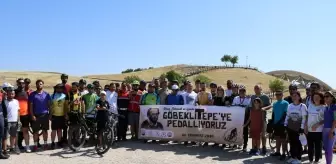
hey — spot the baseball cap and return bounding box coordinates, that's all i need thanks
[100,91,107,95]
[87,84,94,89]
[171,85,179,90]
[325,91,335,98]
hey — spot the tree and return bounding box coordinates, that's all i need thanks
[124,75,141,84]
[193,75,211,85]
[220,54,232,66]
[133,68,143,72]
[269,78,285,95]
[148,67,154,69]
[159,73,167,81]
[230,55,239,67]
[121,68,134,74]
[165,70,186,85]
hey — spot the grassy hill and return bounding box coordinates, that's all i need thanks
[0,65,293,94]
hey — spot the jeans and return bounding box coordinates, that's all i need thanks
[322,128,336,164]
[288,128,302,160]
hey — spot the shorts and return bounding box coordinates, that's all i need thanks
[273,124,286,138]
[51,116,65,130]
[20,115,30,128]
[7,122,18,137]
[2,120,8,140]
[31,114,49,133]
[128,112,139,126]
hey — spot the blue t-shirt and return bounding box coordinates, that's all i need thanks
[29,91,51,115]
[324,104,336,128]
[272,100,289,124]
[166,94,184,105]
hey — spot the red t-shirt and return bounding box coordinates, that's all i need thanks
[64,84,71,94]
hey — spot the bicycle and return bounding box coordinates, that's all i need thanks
[95,111,124,155]
[67,111,98,152]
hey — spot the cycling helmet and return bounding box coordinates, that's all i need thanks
[79,79,87,84]
[310,81,320,89]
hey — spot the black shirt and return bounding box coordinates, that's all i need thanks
[96,99,110,120]
[213,96,225,106]
[284,96,293,104]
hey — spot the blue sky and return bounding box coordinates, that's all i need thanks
[0,0,335,87]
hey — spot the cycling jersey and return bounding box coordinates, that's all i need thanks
[50,93,67,116]
[117,90,129,111]
[69,92,81,111]
[82,93,99,118]
[197,91,212,105]
[129,90,143,113]
[140,92,160,105]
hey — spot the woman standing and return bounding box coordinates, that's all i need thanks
[306,92,325,163]
[322,91,336,164]
[284,91,307,164]
[212,86,225,147]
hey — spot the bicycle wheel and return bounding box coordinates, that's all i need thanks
[68,125,87,152]
[95,127,113,155]
[268,133,276,150]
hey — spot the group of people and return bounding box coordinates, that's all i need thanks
[0,74,335,164]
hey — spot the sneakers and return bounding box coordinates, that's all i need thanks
[43,144,49,150]
[33,145,38,152]
[270,152,281,157]
[0,152,9,159]
[25,146,31,153]
[249,148,256,155]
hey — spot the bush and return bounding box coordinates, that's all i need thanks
[124,75,141,84]
[148,67,154,69]
[193,75,211,85]
[121,68,134,74]
[269,78,285,93]
[165,70,186,85]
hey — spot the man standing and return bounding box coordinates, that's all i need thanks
[29,80,51,151]
[158,78,170,105]
[183,83,198,105]
[166,85,184,105]
[78,79,89,96]
[193,79,201,93]
[284,84,297,104]
[117,82,129,141]
[196,82,213,106]
[153,78,160,94]
[128,81,143,140]
[225,80,234,97]
[249,84,272,155]
[270,90,288,160]
[15,78,31,152]
[139,80,147,92]
[60,74,71,145]
[0,85,9,159]
[210,83,217,98]
[106,83,118,114]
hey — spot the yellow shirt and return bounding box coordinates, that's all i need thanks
[70,93,81,111]
[51,93,67,116]
[197,91,212,105]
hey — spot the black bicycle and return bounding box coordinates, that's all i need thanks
[67,111,98,152]
[95,111,123,155]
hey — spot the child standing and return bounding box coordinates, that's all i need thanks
[4,88,20,154]
[96,91,110,148]
[50,84,68,149]
[244,97,263,155]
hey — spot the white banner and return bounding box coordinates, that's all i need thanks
[138,105,246,144]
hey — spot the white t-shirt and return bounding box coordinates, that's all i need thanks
[183,91,198,105]
[284,103,308,130]
[80,90,89,96]
[307,104,325,132]
[232,96,251,107]
[178,90,186,96]
[225,89,232,97]
[106,90,118,114]
[5,99,20,122]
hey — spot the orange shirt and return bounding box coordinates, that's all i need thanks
[15,89,31,116]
